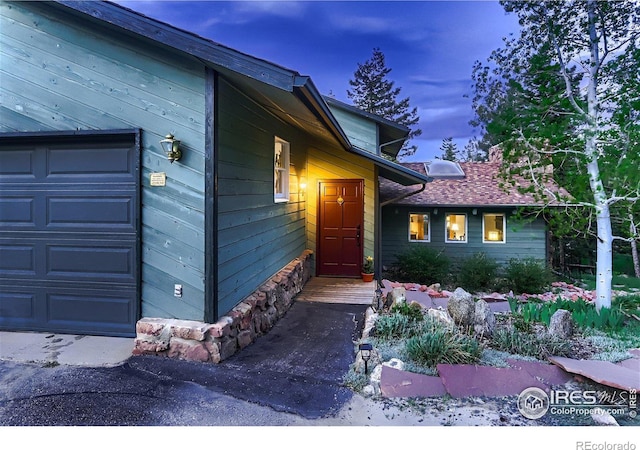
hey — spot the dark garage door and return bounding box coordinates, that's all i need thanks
[0,131,140,337]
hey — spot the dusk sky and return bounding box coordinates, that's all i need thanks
[116,1,521,161]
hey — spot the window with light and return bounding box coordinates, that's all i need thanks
[274,137,290,202]
[483,213,506,243]
[445,213,467,243]
[408,213,430,242]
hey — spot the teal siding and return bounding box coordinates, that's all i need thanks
[217,79,308,316]
[1,2,207,320]
[382,205,547,271]
[329,106,377,153]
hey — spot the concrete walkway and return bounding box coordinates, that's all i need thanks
[0,331,134,367]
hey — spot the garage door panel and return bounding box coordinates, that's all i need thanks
[48,292,133,325]
[0,244,36,276]
[47,243,135,282]
[0,147,36,178]
[0,131,140,337]
[47,194,135,230]
[0,291,36,320]
[0,286,136,336]
[0,196,35,227]
[47,145,135,183]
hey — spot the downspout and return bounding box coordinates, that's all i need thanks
[380,183,427,207]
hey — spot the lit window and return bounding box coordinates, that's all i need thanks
[483,213,506,243]
[274,137,290,202]
[409,213,430,242]
[445,213,467,242]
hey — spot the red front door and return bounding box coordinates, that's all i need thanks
[317,180,364,277]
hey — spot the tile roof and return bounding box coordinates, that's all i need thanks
[381,161,570,207]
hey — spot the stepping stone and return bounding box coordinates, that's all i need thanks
[380,366,447,398]
[548,356,640,391]
[617,357,640,372]
[506,358,573,386]
[437,364,547,398]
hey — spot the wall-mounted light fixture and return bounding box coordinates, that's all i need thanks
[160,134,182,164]
[472,208,478,215]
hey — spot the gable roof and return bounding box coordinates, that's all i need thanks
[323,97,410,158]
[45,1,428,186]
[381,161,570,207]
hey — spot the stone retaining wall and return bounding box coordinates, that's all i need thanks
[133,250,314,363]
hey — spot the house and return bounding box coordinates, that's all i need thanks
[0,1,429,361]
[379,154,569,271]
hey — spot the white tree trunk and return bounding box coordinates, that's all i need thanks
[631,215,640,278]
[594,199,613,310]
[585,0,612,310]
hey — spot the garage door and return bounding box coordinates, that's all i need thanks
[0,131,140,337]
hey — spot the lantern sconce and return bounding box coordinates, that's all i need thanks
[472,208,478,215]
[160,134,182,164]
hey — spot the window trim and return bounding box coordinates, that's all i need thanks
[445,213,467,243]
[482,213,507,244]
[274,136,290,203]
[408,212,430,242]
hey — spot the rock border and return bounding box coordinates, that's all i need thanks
[133,250,314,363]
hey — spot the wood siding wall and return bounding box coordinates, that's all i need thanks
[216,79,309,316]
[306,148,376,267]
[381,205,547,269]
[329,106,377,153]
[1,2,207,321]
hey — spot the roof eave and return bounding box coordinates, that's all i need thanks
[350,147,430,186]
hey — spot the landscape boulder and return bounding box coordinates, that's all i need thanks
[427,307,455,328]
[386,287,406,308]
[447,287,475,326]
[548,309,574,339]
[473,299,496,337]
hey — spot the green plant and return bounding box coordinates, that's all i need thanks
[373,312,418,340]
[391,247,451,286]
[457,252,499,291]
[405,318,482,367]
[491,328,571,359]
[390,301,424,322]
[504,258,551,294]
[362,255,374,274]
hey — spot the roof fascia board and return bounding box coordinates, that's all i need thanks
[293,76,352,150]
[350,146,430,186]
[324,96,409,133]
[52,0,296,91]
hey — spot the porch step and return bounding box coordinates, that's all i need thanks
[295,277,376,305]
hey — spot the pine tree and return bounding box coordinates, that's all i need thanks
[347,48,422,160]
[439,137,459,161]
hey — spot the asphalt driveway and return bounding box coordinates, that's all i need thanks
[0,301,368,426]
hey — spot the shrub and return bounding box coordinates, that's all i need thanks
[457,252,499,291]
[391,247,450,285]
[509,296,626,332]
[504,258,551,294]
[405,318,482,367]
[491,328,571,359]
[390,301,424,322]
[373,312,417,340]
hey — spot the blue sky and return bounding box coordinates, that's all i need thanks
[116,1,521,161]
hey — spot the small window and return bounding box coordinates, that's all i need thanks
[445,213,467,243]
[483,213,506,243]
[274,137,290,202]
[409,213,430,242]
